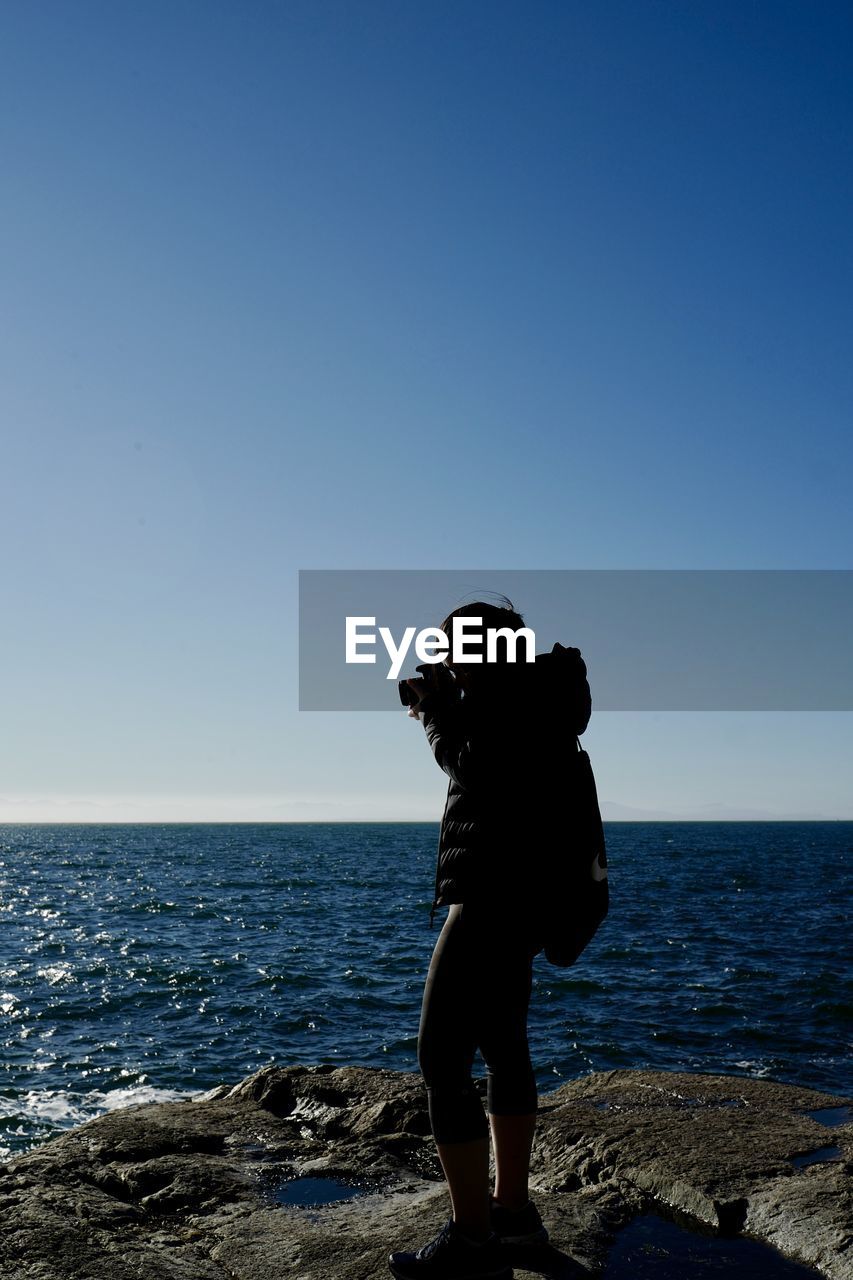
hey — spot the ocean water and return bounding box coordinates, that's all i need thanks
[0,822,850,1161]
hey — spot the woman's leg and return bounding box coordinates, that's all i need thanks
[417,903,493,1239]
[433,1136,492,1240]
[468,901,542,1211]
[489,1111,537,1210]
[417,899,543,1234]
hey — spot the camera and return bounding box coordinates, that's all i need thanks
[398,663,435,707]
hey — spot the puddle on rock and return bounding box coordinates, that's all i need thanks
[788,1145,843,1169]
[267,1176,368,1207]
[604,1213,823,1279]
[806,1105,853,1128]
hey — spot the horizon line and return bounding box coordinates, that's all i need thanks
[0,818,852,826]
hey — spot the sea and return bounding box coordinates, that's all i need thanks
[1,821,850,1161]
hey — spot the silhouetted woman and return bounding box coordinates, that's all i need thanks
[388,599,592,1280]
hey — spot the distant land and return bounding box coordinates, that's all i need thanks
[0,797,852,822]
[599,800,851,822]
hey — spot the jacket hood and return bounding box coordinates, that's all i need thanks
[462,642,591,734]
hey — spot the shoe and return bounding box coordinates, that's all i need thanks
[388,1214,513,1279]
[488,1195,549,1246]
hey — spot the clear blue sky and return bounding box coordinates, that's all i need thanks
[1,0,851,821]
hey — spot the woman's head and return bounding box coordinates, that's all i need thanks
[438,596,527,692]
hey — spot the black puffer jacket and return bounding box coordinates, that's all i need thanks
[418,644,592,928]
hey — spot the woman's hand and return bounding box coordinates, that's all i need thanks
[404,670,435,721]
[405,678,429,719]
[405,662,460,719]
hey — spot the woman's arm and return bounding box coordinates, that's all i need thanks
[418,693,471,787]
[417,692,511,791]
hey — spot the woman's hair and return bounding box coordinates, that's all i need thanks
[438,596,526,666]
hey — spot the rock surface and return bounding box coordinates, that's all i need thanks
[0,1066,850,1280]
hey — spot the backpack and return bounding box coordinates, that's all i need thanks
[539,643,609,967]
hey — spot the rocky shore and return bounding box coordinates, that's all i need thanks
[0,1066,850,1280]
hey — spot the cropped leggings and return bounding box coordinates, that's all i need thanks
[417,899,544,1144]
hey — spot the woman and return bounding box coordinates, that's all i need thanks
[388,599,592,1280]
